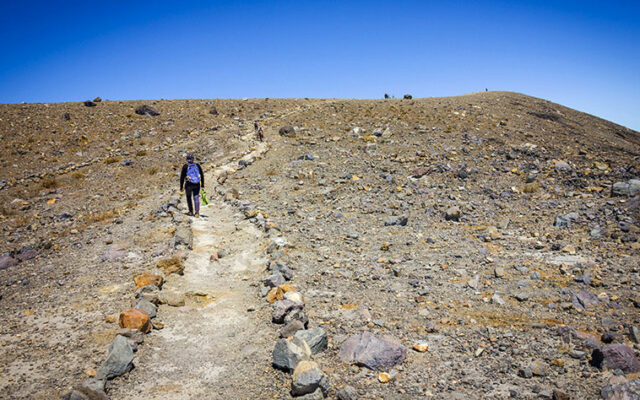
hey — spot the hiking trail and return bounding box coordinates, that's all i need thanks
[110,141,280,399]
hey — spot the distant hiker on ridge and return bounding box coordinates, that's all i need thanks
[179,153,204,217]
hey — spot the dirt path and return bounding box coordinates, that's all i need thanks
[109,141,285,399]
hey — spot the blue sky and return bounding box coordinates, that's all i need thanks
[1,1,639,130]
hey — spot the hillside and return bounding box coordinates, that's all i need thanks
[1,92,639,399]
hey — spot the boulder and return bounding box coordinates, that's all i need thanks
[133,273,163,290]
[337,385,358,400]
[339,332,407,370]
[571,289,599,310]
[135,105,160,116]
[84,101,96,107]
[118,309,151,333]
[284,308,309,328]
[612,179,640,197]
[95,335,134,380]
[279,125,296,137]
[159,290,186,307]
[273,299,304,324]
[591,344,640,373]
[291,360,329,397]
[93,97,102,102]
[403,94,413,99]
[272,337,311,372]
[295,328,328,354]
[209,106,218,115]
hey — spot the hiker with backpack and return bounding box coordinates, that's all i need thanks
[179,153,204,217]
[258,127,264,142]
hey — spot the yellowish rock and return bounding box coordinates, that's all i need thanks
[413,344,429,353]
[378,372,392,383]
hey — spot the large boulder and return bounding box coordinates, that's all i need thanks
[279,126,296,137]
[135,105,160,116]
[95,335,134,380]
[339,332,407,370]
[591,344,640,373]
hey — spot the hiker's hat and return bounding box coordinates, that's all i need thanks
[186,153,194,162]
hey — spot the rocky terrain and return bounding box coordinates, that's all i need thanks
[1,92,639,399]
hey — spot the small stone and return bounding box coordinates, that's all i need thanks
[529,360,548,376]
[518,367,533,378]
[445,207,461,221]
[265,272,285,288]
[135,284,160,304]
[272,262,294,280]
[378,372,392,383]
[552,389,570,400]
[601,378,640,400]
[491,293,505,305]
[384,216,408,226]
[267,284,297,304]
[494,267,505,278]
[413,344,429,352]
[156,255,184,275]
[629,326,640,343]
[118,309,151,333]
[0,254,17,270]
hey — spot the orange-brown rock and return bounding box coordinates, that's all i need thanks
[157,255,184,275]
[267,283,296,304]
[133,272,164,289]
[118,309,151,333]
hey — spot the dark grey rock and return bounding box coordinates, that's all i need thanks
[291,361,329,397]
[339,331,407,370]
[279,126,296,137]
[96,335,134,380]
[272,337,311,372]
[84,101,96,107]
[591,344,640,373]
[135,284,160,304]
[384,216,408,226]
[265,272,285,288]
[284,308,309,328]
[135,105,160,116]
[272,262,294,280]
[630,326,640,343]
[209,106,218,115]
[280,320,305,338]
[273,299,304,324]
[295,328,328,354]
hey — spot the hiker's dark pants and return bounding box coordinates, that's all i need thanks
[185,183,200,214]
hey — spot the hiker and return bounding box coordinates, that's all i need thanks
[179,153,204,217]
[254,121,259,133]
[258,127,264,142]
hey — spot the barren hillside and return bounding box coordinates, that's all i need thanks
[1,92,639,399]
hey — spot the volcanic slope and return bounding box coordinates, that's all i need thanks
[0,92,639,399]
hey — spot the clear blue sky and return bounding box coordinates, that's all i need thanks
[1,1,639,130]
